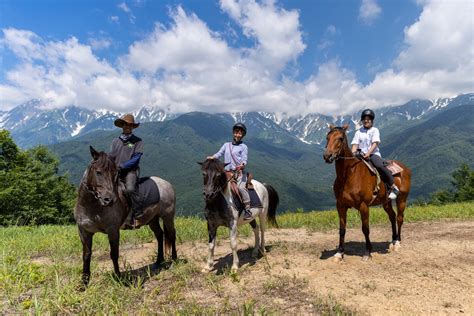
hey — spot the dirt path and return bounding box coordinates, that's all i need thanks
[104,220,474,314]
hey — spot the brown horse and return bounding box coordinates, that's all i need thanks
[323,124,411,261]
[74,146,177,285]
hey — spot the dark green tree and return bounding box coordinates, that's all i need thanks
[430,163,474,204]
[0,130,76,225]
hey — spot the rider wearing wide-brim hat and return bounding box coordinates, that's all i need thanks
[351,109,400,199]
[207,123,252,220]
[110,113,144,220]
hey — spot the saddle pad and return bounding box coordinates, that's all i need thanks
[232,188,263,214]
[137,177,160,210]
[386,161,404,175]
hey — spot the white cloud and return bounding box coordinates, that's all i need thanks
[118,2,131,13]
[317,25,338,51]
[359,0,382,25]
[219,0,306,75]
[118,2,136,24]
[88,37,112,50]
[109,16,120,24]
[0,0,472,115]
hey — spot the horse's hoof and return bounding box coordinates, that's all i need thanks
[362,254,372,261]
[333,252,344,263]
[393,241,401,252]
[231,265,239,273]
[201,266,212,273]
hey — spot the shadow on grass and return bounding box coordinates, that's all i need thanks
[119,258,186,287]
[320,241,390,260]
[212,245,273,275]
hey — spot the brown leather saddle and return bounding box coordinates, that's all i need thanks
[362,159,403,176]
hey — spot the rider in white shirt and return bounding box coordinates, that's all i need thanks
[351,109,399,200]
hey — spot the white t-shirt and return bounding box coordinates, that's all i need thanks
[351,127,381,157]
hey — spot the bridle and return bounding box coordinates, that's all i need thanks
[81,162,119,201]
[326,129,358,161]
[204,169,235,200]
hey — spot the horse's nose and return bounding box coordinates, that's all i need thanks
[323,152,333,163]
[103,197,112,204]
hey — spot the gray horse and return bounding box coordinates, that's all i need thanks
[199,159,279,272]
[74,146,177,285]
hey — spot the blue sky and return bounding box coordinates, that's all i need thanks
[1,0,473,114]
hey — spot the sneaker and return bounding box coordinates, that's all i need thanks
[243,209,253,221]
[388,185,400,200]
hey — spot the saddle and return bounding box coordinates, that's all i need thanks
[225,171,262,215]
[361,159,403,203]
[120,177,160,213]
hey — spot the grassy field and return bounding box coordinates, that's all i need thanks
[1,202,473,314]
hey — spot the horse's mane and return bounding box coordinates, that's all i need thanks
[202,158,225,173]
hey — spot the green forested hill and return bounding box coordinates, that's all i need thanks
[383,104,474,197]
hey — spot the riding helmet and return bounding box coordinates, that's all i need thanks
[360,109,375,121]
[233,122,247,136]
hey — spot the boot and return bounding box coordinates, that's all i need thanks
[243,203,253,221]
[388,184,400,200]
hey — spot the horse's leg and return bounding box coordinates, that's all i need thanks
[383,200,398,251]
[359,203,372,260]
[78,227,94,286]
[163,216,178,260]
[203,222,217,272]
[148,216,164,265]
[394,194,408,251]
[230,219,239,271]
[249,219,260,258]
[258,211,266,254]
[334,204,348,262]
[106,229,121,278]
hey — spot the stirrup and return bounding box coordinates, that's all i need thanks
[243,209,253,220]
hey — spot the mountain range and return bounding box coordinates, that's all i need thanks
[2,93,473,148]
[1,93,473,214]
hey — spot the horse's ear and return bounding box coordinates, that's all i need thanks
[329,124,335,130]
[342,123,349,131]
[90,146,100,161]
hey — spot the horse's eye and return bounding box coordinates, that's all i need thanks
[338,137,344,142]
[202,172,206,177]
[96,171,102,176]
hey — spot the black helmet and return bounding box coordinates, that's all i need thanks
[361,109,375,121]
[233,122,247,136]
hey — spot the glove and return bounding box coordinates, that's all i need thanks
[118,167,127,178]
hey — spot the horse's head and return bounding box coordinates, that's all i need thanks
[86,146,118,206]
[323,124,349,163]
[197,159,229,200]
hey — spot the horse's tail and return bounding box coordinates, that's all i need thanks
[264,183,279,228]
[163,218,177,259]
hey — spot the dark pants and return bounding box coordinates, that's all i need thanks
[369,155,394,187]
[124,170,140,210]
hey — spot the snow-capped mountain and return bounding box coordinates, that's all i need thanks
[0,100,176,148]
[1,93,472,148]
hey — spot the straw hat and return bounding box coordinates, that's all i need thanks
[114,114,140,128]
